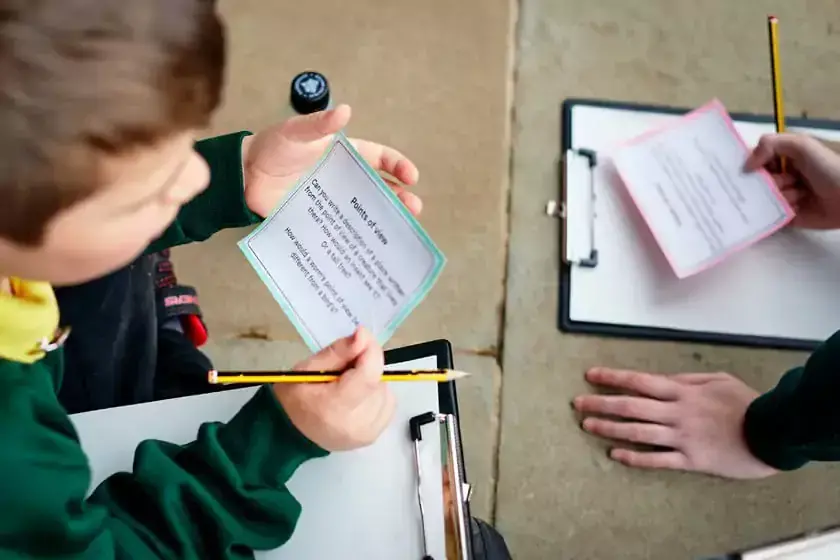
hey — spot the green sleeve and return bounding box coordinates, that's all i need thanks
[0,357,328,558]
[743,330,840,470]
[146,132,261,253]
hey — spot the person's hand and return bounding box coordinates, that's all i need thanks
[745,133,840,229]
[273,327,396,451]
[241,104,422,218]
[573,368,779,479]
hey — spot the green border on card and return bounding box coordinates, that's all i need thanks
[238,132,446,352]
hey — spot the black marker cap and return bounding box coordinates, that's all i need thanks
[290,71,330,114]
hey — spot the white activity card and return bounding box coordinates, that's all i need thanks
[612,100,794,278]
[240,134,445,351]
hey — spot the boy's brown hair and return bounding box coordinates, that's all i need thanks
[0,0,225,245]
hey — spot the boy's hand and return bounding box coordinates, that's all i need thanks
[745,133,840,230]
[241,105,422,218]
[273,328,396,452]
[573,368,779,479]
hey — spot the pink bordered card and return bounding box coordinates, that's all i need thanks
[610,99,795,278]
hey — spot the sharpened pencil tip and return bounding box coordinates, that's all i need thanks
[208,370,218,384]
[447,370,472,380]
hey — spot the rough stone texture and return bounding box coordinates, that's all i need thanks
[172,0,513,353]
[498,1,840,559]
[451,351,501,521]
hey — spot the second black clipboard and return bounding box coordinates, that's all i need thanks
[553,97,840,352]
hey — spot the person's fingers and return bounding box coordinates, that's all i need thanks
[351,139,420,186]
[764,158,780,175]
[584,368,681,400]
[368,387,398,441]
[744,137,774,171]
[771,173,797,190]
[669,372,729,385]
[573,395,675,424]
[295,327,368,371]
[400,191,423,216]
[281,104,352,143]
[336,329,385,405]
[384,180,423,216]
[780,186,805,207]
[789,211,833,229]
[744,133,808,171]
[609,449,690,471]
[582,418,677,448]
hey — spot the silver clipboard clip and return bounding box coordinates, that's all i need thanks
[547,148,599,268]
[410,412,472,560]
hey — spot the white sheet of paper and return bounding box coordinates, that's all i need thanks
[239,135,445,351]
[611,100,793,278]
[70,356,446,560]
[743,529,840,560]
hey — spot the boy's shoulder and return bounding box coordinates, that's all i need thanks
[0,349,88,484]
[0,350,64,394]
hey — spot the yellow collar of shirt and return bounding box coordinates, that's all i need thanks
[0,278,60,363]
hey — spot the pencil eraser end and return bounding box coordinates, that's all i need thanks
[768,15,778,22]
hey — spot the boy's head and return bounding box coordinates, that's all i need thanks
[0,0,224,285]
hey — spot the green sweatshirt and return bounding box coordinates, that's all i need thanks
[745,329,840,470]
[0,132,328,558]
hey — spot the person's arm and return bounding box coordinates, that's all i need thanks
[0,357,327,558]
[743,330,840,470]
[146,131,261,253]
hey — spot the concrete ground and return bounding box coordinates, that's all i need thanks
[176,0,840,558]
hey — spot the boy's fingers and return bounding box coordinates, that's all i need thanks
[584,367,680,400]
[582,418,676,448]
[669,372,735,385]
[573,395,675,424]
[399,191,423,216]
[781,187,805,206]
[609,449,689,471]
[744,136,774,171]
[771,173,797,190]
[282,104,352,143]
[370,387,398,438]
[351,139,420,185]
[351,386,396,447]
[336,331,385,405]
[744,134,807,171]
[384,180,423,216]
[295,327,368,371]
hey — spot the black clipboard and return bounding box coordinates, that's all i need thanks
[384,339,461,419]
[384,339,474,560]
[557,97,840,352]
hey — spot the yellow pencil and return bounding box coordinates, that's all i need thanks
[768,15,786,172]
[208,369,471,385]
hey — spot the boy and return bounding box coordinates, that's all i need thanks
[575,133,840,479]
[0,0,421,556]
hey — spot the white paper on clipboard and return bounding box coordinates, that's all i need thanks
[71,356,446,559]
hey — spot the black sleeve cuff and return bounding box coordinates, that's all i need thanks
[743,367,809,471]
